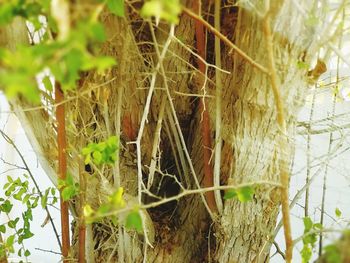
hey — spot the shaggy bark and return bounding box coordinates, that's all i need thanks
[0,1,329,262]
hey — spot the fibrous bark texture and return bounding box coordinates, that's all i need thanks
[1,0,328,262]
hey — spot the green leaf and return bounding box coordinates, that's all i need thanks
[301,244,312,263]
[223,189,237,200]
[313,223,323,229]
[59,174,79,201]
[335,207,342,218]
[0,4,15,25]
[18,247,23,257]
[1,200,13,213]
[106,0,125,17]
[83,204,94,218]
[22,194,30,205]
[324,244,341,263]
[236,186,254,202]
[21,228,34,239]
[303,217,313,232]
[125,210,143,232]
[24,249,31,257]
[0,225,5,234]
[94,56,116,73]
[6,235,15,247]
[62,186,77,201]
[223,186,254,202]
[109,187,125,208]
[141,1,162,18]
[89,22,106,42]
[297,61,309,70]
[141,0,181,24]
[92,151,103,164]
[8,217,19,229]
[42,76,53,91]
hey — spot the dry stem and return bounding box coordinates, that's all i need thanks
[262,4,292,263]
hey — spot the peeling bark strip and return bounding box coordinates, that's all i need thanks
[55,83,70,261]
[193,0,218,214]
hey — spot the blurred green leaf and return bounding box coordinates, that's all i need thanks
[141,0,181,24]
[236,186,254,202]
[106,0,124,17]
[324,244,341,263]
[335,207,342,218]
[223,189,237,200]
[125,210,143,232]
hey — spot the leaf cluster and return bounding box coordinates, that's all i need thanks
[82,136,119,166]
[0,175,57,259]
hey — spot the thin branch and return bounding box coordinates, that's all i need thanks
[182,6,269,74]
[294,228,342,246]
[35,248,62,255]
[298,122,350,135]
[263,3,292,262]
[90,180,281,220]
[273,241,286,260]
[0,156,26,170]
[147,94,166,189]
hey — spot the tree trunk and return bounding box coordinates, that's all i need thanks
[0,1,328,262]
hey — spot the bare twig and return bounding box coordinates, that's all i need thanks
[90,180,281,220]
[147,94,166,189]
[273,241,286,260]
[35,248,61,255]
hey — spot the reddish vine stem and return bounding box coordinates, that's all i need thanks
[55,83,70,262]
[193,0,218,214]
